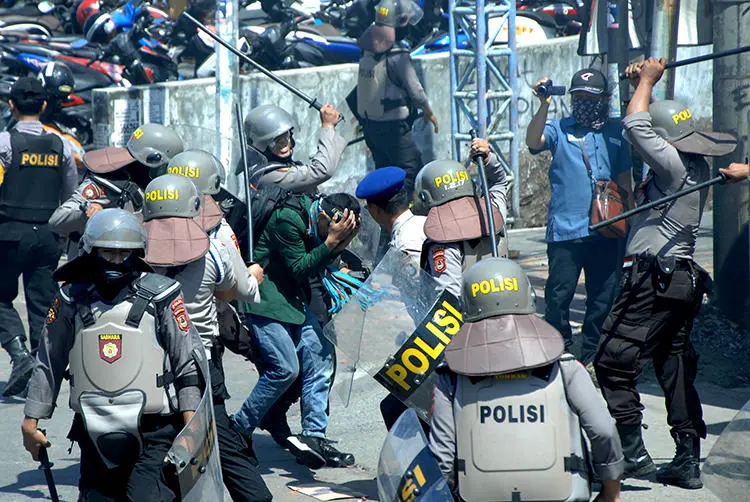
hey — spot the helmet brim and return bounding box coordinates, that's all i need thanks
[143,218,209,266]
[671,130,738,157]
[193,195,224,232]
[424,196,504,243]
[84,147,137,174]
[445,314,564,377]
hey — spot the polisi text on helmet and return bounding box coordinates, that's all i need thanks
[471,277,519,297]
[672,108,692,125]
[167,166,201,178]
[131,128,144,140]
[434,170,469,189]
[145,189,179,202]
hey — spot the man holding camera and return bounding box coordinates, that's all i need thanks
[526,68,632,374]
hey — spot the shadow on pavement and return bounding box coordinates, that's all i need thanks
[0,462,79,498]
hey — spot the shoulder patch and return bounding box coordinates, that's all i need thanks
[81,182,103,200]
[0,162,4,185]
[46,305,57,325]
[170,297,190,332]
[230,232,241,252]
[432,245,446,273]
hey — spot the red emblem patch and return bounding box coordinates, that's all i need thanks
[170,298,190,332]
[81,183,103,200]
[432,246,446,273]
[99,334,122,363]
[230,233,241,252]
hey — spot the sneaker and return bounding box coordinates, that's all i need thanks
[320,439,355,468]
[286,435,326,470]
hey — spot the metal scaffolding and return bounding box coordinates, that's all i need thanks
[448,0,519,223]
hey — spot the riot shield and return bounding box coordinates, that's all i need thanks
[377,408,453,502]
[703,397,750,501]
[166,350,224,501]
[323,247,463,423]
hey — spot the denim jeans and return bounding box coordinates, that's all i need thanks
[544,236,622,364]
[232,309,333,438]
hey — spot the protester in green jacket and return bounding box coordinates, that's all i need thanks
[233,193,361,469]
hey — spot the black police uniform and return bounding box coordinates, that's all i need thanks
[0,120,77,355]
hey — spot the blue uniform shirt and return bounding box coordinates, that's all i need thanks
[530,116,631,242]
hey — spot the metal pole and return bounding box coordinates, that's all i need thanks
[649,0,679,99]
[713,0,750,327]
[589,174,727,232]
[471,130,498,257]
[235,101,254,262]
[448,0,460,160]
[476,0,487,138]
[508,0,519,223]
[215,0,238,196]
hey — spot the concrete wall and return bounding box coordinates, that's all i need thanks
[92,37,715,226]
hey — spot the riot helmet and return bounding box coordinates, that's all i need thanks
[164,149,225,195]
[81,208,147,255]
[142,174,202,221]
[415,159,475,208]
[649,100,737,157]
[244,104,298,153]
[374,0,424,27]
[126,123,185,173]
[461,257,535,322]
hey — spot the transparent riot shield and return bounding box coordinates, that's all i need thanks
[703,397,750,501]
[166,350,224,501]
[323,247,463,423]
[377,408,453,502]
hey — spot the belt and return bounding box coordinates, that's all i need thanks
[623,254,692,272]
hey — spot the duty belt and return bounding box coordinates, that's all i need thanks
[623,253,692,273]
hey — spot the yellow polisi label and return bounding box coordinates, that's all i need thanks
[671,108,692,125]
[434,170,469,189]
[20,153,59,166]
[168,166,201,178]
[131,127,144,140]
[145,189,179,201]
[471,277,519,297]
[376,6,389,16]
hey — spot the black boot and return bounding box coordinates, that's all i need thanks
[656,432,703,490]
[617,423,657,479]
[259,398,294,449]
[2,336,35,397]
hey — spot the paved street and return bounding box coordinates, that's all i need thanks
[1,212,748,501]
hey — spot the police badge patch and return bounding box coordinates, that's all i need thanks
[81,183,103,200]
[99,334,122,363]
[170,298,190,332]
[45,307,56,324]
[432,246,446,273]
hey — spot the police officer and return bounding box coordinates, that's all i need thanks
[430,257,624,502]
[49,122,184,258]
[351,0,438,195]
[414,142,509,300]
[0,77,78,397]
[142,174,273,501]
[20,208,205,500]
[356,166,426,264]
[164,149,264,303]
[594,58,737,489]
[245,103,346,193]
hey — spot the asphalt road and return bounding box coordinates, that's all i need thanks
[1,214,748,501]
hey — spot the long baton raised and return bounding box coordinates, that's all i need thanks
[235,101,254,263]
[589,174,726,232]
[37,430,59,502]
[469,130,499,258]
[619,45,750,80]
[183,12,323,111]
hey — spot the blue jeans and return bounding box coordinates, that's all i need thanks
[232,309,333,438]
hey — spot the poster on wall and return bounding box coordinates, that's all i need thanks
[111,98,141,147]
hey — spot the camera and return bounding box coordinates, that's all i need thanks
[537,79,566,97]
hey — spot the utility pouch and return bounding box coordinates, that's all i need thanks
[653,256,693,302]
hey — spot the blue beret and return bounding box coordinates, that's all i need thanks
[355,166,406,200]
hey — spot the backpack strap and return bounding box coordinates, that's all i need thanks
[126,273,180,328]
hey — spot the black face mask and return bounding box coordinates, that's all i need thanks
[92,255,137,301]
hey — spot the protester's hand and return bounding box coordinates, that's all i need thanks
[532,77,552,104]
[248,263,264,285]
[471,138,491,162]
[424,111,439,133]
[325,209,358,251]
[21,418,49,462]
[639,57,667,86]
[720,163,750,184]
[86,202,103,218]
[320,104,341,129]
